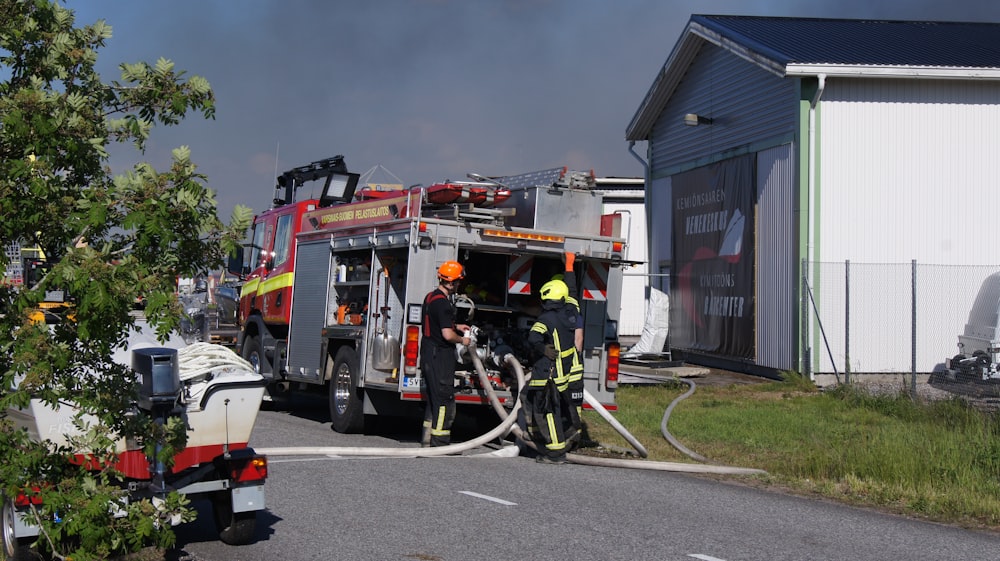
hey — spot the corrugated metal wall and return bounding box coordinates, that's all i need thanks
[819,78,1000,265]
[757,144,796,371]
[809,77,1000,373]
[649,43,797,173]
[645,43,799,371]
[647,175,672,295]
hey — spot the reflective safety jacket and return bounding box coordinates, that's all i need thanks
[527,300,583,391]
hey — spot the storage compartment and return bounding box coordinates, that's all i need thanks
[495,186,602,235]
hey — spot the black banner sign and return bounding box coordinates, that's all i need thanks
[670,154,755,358]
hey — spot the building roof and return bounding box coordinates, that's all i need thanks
[626,15,1000,140]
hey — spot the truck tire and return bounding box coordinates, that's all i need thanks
[211,491,257,546]
[329,347,365,433]
[1,498,32,561]
[242,335,263,374]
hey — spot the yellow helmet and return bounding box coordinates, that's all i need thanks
[437,260,465,282]
[540,279,568,301]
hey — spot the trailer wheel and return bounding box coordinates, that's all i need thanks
[242,335,263,374]
[1,498,32,561]
[329,347,365,433]
[211,491,257,546]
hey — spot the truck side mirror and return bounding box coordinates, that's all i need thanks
[226,248,246,278]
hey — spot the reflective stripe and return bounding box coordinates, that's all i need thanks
[431,405,450,436]
[553,330,565,380]
[508,255,532,294]
[530,322,548,335]
[544,413,565,450]
[582,262,609,301]
[240,278,260,298]
[259,272,294,295]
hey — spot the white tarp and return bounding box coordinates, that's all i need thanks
[622,287,669,357]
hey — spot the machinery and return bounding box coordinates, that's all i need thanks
[233,155,629,433]
[944,271,1000,383]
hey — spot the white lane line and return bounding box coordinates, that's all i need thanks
[459,491,517,506]
[688,555,728,561]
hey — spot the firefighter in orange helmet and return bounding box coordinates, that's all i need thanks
[420,260,471,447]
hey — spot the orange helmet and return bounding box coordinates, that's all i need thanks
[437,260,465,282]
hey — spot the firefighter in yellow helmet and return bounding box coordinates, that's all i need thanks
[524,274,584,464]
[420,260,470,447]
[553,252,585,434]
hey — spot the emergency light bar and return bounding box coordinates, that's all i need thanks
[482,229,564,243]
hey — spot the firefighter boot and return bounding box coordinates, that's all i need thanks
[421,421,431,447]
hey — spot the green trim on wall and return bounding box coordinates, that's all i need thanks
[798,76,824,375]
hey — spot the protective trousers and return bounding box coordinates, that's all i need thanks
[523,375,577,462]
[421,345,456,447]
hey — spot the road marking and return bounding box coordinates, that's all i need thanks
[688,555,728,561]
[459,491,517,506]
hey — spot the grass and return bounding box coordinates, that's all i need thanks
[581,374,1000,530]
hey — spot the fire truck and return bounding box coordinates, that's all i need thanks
[233,155,627,433]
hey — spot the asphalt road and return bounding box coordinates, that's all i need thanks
[170,392,1000,561]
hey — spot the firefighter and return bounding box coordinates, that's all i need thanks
[524,277,583,464]
[420,260,471,447]
[555,252,585,438]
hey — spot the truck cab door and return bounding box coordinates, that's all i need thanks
[241,215,274,322]
[259,211,296,324]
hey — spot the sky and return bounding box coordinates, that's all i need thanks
[68,0,1000,223]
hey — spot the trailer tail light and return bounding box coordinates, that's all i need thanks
[606,342,620,389]
[417,222,433,249]
[612,241,624,253]
[404,325,420,374]
[14,486,43,507]
[229,455,268,483]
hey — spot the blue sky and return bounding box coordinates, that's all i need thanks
[68,0,1000,221]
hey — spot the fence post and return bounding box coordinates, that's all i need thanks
[845,259,850,385]
[911,259,917,397]
[801,258,811,379]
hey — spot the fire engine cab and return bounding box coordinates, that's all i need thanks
[234,155,627,433]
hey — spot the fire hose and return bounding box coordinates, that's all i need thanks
[465,344,764,475]
[255,333,766,475]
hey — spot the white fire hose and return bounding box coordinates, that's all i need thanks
[256,334,766,475]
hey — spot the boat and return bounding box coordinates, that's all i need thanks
[425,182,512,207]
[354,186,409,201]
[3,321,269,550]
[6,322,266,478]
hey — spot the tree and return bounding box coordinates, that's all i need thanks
[0,1,252,558]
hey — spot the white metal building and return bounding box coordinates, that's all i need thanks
[625,15,1000,376]
[598,178,647,337]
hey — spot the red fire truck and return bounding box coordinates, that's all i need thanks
[233,155,627,433]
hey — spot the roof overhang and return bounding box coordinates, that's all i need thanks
[625,16,1000,142]
[785,64,1000,80]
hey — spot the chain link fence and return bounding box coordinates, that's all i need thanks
[803,260,1000,400]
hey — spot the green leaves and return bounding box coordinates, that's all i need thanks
[0,1,250,558]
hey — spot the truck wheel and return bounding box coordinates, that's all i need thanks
[1,498,32,561]
[242,335,263,374]
[211,491,257,546]
[329,347,365,433]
